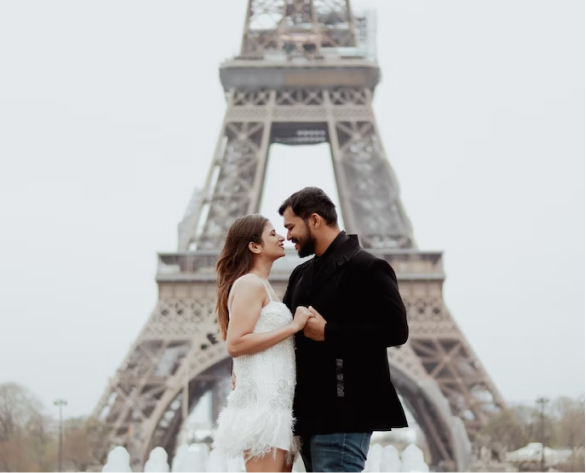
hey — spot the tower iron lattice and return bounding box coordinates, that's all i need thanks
[93,2,504,470]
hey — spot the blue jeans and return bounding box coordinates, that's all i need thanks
[300,432,372,472]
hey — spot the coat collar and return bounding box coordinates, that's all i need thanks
[306,233,360,297]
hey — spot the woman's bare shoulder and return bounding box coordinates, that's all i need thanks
[228,274,267,317]
[231,274,265,297]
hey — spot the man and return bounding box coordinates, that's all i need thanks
[279,187,409,473]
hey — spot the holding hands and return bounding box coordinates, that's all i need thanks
[291,306,315,332]
[290,306,327,341]
[304,306,326,341]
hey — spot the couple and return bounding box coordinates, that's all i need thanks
[213,188,409,472]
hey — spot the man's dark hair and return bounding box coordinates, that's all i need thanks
[278,187,338,227]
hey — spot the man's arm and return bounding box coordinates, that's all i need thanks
[320,258,408,350]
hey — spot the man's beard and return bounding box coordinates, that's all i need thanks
[294,222,316,258]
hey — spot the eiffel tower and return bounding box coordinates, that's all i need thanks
[93,1,505,470]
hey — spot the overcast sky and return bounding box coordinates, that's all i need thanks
[0,0,583,419]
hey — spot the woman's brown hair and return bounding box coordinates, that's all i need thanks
[215,214,269,340]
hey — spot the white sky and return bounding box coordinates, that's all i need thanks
[0,0,583,419]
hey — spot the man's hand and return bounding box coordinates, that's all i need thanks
[303,306,326,341]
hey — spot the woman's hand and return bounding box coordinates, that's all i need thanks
[291,306,314,332]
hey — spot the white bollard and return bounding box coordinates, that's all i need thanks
[206,447,228,472]
[177,443,208,472]
[292,454,305,473]
[191,443,209,471]
[226,455,246,472]
[102,446,132,472]
[364,443,384,472]
[380,445,402,472]
[400,444,428,473]
[172,444,189,472]
[144,446,170,472]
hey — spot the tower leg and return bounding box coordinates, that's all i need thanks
[196,90,274,250]
[211,362,232,425]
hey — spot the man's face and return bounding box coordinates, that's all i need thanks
[283,207,316,258]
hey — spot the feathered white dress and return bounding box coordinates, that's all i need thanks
[213,278,299,463]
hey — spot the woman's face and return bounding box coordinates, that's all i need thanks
[258,221,286,260]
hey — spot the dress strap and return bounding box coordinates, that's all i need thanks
[254,274,273,302]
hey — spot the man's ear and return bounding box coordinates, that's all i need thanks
[310,213,322,229]
[248,241,262,254]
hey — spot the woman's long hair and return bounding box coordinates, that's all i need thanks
[216,214,268,340]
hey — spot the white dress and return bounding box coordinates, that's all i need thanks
[213,276,299,462]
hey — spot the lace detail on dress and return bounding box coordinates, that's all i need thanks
[269,380,292,410]
[229,378,259,409]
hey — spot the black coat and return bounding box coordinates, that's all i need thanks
[283,233,409,435]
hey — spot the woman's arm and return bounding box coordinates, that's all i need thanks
[226,275,310,357]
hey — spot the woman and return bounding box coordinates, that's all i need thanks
[213,214,313,472]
